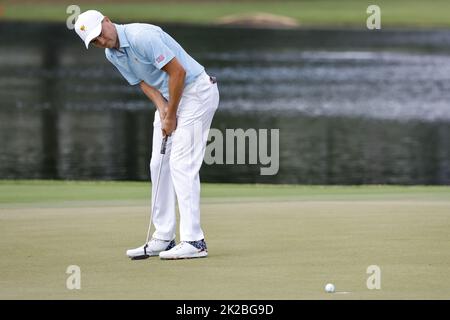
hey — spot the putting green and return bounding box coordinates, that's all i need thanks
[0,181,449,299]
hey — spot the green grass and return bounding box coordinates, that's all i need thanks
[1,180,449,204]
[1,0,450,28]
[1,180,450,299]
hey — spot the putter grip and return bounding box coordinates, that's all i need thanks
[160,136,168,154]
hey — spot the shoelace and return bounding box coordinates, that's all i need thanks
[172,242,188,251]
[145,238,169,249]
[149,238,169,244]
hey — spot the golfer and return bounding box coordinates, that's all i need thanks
[74,10,219,259]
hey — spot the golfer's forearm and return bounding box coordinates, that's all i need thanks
[166,70,186,118]
[139,81,167,110]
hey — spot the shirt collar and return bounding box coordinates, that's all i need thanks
[114,24,129,48]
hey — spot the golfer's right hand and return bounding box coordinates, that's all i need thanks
[162,114,177,137]
[158,104,169,123]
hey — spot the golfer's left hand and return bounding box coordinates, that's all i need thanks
[162,114,177,136]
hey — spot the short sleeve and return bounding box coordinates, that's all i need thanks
[141,34,175,70]
[105,50,140,85]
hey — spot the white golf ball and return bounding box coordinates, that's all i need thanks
[325,283,335,293]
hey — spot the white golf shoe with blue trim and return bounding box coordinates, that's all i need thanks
[159,240,208,260]
[126,238,175,260]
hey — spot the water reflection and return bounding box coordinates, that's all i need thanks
[0,22,449,184]
[2,107,449,184]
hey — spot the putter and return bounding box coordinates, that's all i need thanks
[131,135,168,260]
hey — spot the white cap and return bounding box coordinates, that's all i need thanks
[74,10,105,49]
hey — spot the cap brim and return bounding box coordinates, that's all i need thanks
[83,23,102,49]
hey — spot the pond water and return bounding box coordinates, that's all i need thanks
[1,22,449,184]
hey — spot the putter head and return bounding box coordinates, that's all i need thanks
[130,254,150,260]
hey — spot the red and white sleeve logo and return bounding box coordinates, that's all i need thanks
[156,54,165,63]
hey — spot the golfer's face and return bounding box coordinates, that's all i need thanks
[91,19,116,49]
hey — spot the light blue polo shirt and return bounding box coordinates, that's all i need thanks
[105,23,204,99]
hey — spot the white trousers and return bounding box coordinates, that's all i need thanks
[150,71,219,242]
